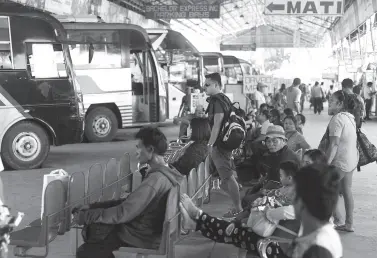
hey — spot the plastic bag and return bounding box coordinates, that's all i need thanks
[246,207,277,237]
[41,169,69,219]
[0,157,3,172]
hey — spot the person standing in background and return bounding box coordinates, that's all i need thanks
[299,83,307,113]
[311,81,324,115]
[363,82,376,120]
[286,78,302,114]
[253,83,266,111]
[178,87,191,118]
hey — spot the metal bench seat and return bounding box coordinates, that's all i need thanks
[10,180,66,258]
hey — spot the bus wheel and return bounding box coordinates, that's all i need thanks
[85,107,118,143]
[1,121,50,170]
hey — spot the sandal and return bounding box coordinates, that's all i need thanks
[335,225,354,232]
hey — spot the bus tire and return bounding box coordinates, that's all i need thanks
[85,107,118,143]
[1,121,50,170]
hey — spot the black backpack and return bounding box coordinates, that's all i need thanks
[207,94,246,150]
[344,92,363,128]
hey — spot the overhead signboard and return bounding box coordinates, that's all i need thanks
[264,0,344,16]
[243,75,273,94]
[44,0,73,15]
[220,43,256,51]
[145,4,220,20]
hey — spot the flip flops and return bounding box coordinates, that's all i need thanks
[334,224,354,232]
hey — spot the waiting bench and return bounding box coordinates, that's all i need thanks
[10,152,133,257]
[10,148,213,258]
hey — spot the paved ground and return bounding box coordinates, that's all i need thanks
[2,104,377,257]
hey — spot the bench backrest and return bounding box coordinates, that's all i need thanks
[87,163,104,203]
[159,186,180,252]
[197,162,205,192]
[41,180,66,245]
[65,171,86,232]
[187,168,197,198]
[102,158,119,201]
[118,153,132,196]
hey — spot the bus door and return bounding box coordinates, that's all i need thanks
[130,50,160,123]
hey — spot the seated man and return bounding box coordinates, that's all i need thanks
[73,127,184,258]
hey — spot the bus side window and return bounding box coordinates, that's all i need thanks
[26,43,67,78]
[0,17,12,70]
[69,43,121,70]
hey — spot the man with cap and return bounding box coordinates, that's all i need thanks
[241,125,301,209]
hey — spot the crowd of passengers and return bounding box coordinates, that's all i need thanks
[70,74,366,258]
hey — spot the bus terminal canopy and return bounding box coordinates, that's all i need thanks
[124,0,356,48]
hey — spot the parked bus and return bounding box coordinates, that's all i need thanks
[0,3,84,170]
[223,55,243,84]
[58,19,167,142]
[239,59,259,76]
[147,29,201,118]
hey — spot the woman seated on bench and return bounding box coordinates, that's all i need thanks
[179,164,343,258]
[171,117,210,176]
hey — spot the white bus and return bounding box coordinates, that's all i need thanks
[58,18,168,142]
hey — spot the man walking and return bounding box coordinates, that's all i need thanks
[204,72,242,219]
[311,81,324,115]
[286,78,302,114]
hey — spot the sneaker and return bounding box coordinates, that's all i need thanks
[222,209,243,220]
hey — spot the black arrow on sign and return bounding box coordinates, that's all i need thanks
[266,2,285,12]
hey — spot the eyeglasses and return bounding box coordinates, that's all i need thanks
[262,138,283,145]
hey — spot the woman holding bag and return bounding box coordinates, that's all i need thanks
[319,90,358,233]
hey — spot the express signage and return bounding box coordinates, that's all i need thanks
[145,4,220,19]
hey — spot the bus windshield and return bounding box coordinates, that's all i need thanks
[203,56,220,74]
[169,57,199,84]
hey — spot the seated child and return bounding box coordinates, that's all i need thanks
[237,161,298,223]
[295,113,306,135]
[256,160,297,207]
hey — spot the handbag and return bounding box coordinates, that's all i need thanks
[357,128,377,167]
[343,115,377,170]
[247,208,277,237]
[318,127,329,152]
[246,197,298,237]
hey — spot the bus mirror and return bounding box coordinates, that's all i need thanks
[89,43,94,64]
